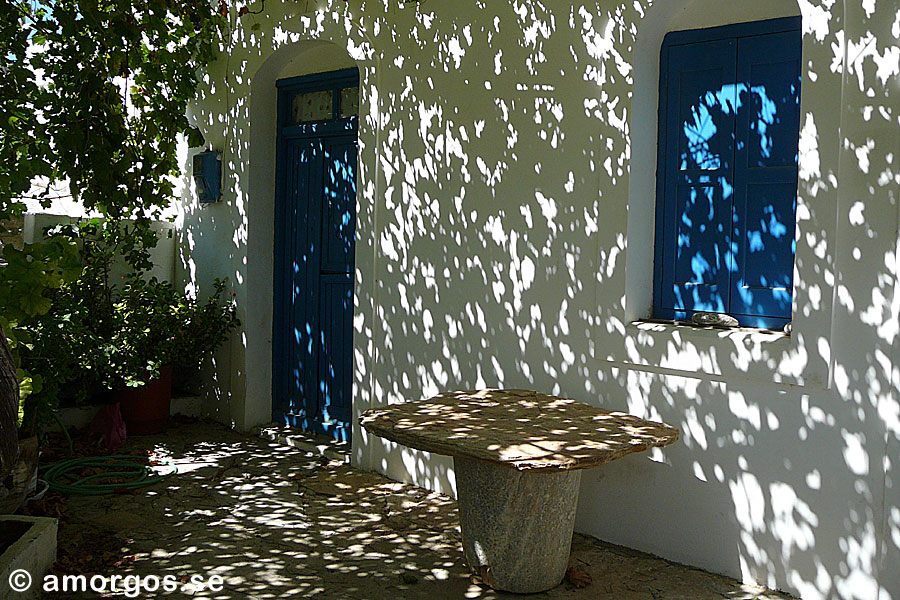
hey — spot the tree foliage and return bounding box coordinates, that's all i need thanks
[2,0,222,221]
[0,0,226,432]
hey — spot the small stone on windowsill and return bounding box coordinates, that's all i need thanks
[691,312,739,327]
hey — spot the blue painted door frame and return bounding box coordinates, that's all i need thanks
[273,68,358,441]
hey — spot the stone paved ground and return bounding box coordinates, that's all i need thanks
[41,420,795,599]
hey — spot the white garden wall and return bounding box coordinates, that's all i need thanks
[24,213,176,284]
[179,1,900,598]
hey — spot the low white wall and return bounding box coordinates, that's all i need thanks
[24,213,176,284]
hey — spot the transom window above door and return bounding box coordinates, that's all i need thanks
[288,84,359,124]
[653,17,801,330]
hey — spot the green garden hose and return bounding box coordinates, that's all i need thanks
[42,455,177,495]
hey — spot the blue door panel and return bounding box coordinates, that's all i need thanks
[291,139,323,419]
[321,139,357,275]
[318,273,354,430]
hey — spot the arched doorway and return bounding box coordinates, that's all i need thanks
[272,67,359,441]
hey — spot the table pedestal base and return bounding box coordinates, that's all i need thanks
[454,456,581,593]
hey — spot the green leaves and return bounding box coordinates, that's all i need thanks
[17,370,42,400]
[187,126,206,149]
[17,370,43,427]
[2,0,224,222]
[0,238,80,322]
[1,0,225,434]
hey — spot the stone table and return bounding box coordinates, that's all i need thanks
[360,389,680,593]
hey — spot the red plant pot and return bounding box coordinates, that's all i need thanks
[117,365,172,435]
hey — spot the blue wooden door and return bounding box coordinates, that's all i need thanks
[273,69,358,441]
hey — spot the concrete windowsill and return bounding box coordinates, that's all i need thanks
[630,319,790,341]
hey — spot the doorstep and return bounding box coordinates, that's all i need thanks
[254,423,350,463]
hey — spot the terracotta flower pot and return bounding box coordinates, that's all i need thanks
[117,365,172,435]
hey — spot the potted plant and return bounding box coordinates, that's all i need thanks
[15,221,238,441]
[111,275,238,434]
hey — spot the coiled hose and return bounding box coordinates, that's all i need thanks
[42,455,177,495]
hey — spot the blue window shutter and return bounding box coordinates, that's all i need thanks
[657,38,737,317]
[654,18,800,328]
[729,31,801,326]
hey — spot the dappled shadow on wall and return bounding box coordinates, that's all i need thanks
[179,1,900,598]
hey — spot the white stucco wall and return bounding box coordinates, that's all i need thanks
[179,1,900,598]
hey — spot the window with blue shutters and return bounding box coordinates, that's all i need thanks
[653,17,801,329]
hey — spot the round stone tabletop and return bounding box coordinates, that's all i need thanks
[360,389,680,471]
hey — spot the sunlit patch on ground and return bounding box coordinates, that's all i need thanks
[43,421,794,599]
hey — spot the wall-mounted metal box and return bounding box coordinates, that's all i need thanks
[193,151,222,204]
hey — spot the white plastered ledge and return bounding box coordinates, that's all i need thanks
[615,320,829,389]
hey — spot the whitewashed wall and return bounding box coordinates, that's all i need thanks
[180,1,900,598]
